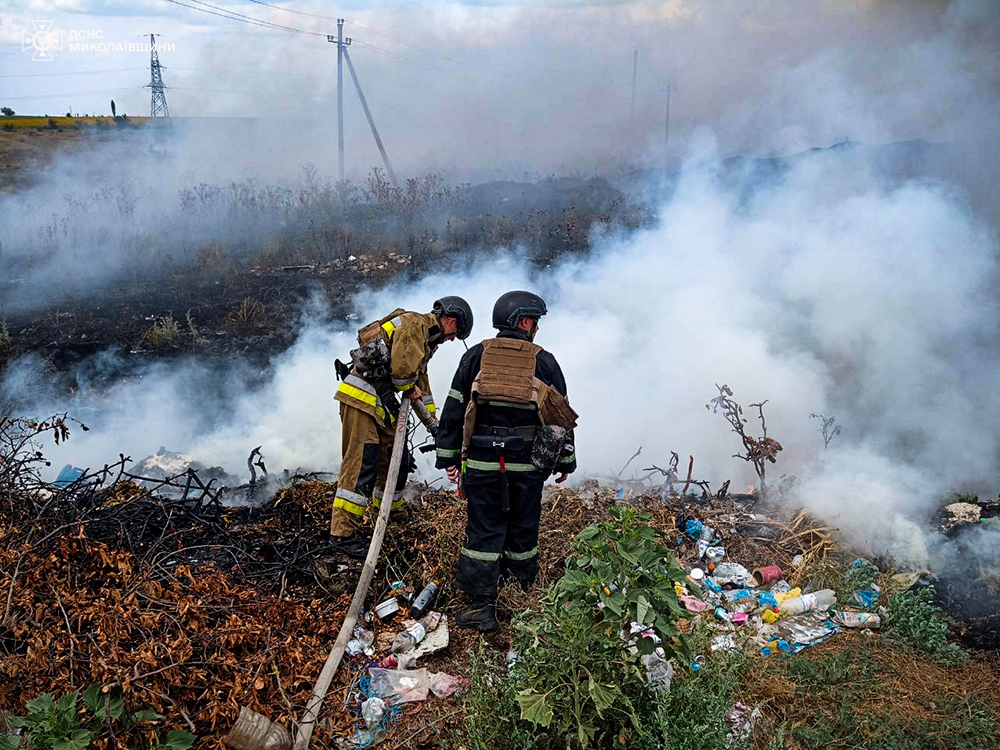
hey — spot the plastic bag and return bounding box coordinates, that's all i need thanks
[368,668,429,705]
[361,697,387,728]
[428,672,470,699]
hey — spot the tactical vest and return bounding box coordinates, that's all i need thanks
[351,308,407,381]
[462,338,578,454]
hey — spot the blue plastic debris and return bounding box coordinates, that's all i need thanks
[53,465,85,488]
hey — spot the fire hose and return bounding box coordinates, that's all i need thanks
[292,398,412,750]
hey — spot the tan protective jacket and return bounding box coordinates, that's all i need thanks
[335,310,440,424]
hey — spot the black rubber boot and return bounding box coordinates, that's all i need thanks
[455,601,498,632]
[328,533,372,560]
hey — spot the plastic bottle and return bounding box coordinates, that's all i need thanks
[778,589,836,616]
[392,621,427,653]
[410,580,440,618]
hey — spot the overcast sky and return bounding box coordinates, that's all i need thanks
[1,1,997,173]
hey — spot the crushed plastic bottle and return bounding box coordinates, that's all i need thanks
[778,589,836,616]
[392,621,427,653]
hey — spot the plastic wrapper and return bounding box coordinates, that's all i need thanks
[710,562,755,588]
[832,611,881,629]
[679,594,713,613]
[429,671,470,698]
[642,653,674,691]
[711,635,737,651]
[368,668,429,705]
[361,697,387,728]
[852,585,881,608]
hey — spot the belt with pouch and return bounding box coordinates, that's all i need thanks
[470,425,536,453]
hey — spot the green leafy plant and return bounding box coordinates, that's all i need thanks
[1,692,91,750]
[839,558,878,606]
[0,685,196,750]
[886,588,966,665]
[510,506,694,748]
[555,505,694,658]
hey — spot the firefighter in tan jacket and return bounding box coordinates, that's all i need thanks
[330,296,474,557]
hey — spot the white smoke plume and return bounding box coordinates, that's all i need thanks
[5,140,999,569]
[2,0,999,569]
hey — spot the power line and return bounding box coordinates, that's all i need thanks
[242,0,338,22]
[0,68,143,78]
[2,87,140,101]
[242,1,470,68]
[160,0,326,36]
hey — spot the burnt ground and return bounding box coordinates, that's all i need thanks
[1,255,397,372]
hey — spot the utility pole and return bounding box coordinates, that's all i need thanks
[327,20,349,181]
[663,80,671,152]
[630,48,638,124]
[343,47,398,188]
[146,33,170,118]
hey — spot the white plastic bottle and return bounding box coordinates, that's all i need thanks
[392,621,427,653]
[778,589,836,616]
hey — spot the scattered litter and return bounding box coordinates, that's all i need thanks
[679,594,713,613]
[346,626,375,657]
[392,621,427,654]
[753,565,783,586]
[369,668,430,705]
[429,672,469,699]
[711,635,737,651]
[53,464,86,488]
[779,589,835,616]
[375,598,399,620]
[727,702,762,745]
[711,562,755,588]
[361,697,388,729]
[888,572,924,593]
[771,580,793,594]
[832,611,881,629]
[684,519,704,537]
[410,580,440,618]
[642,653,674,691]
[408,615,450,659]
[852,584,881,608]
[791,554,805,567]
[778,613,840,652]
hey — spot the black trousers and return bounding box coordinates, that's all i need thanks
[455,474,545,600]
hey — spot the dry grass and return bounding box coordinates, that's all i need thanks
[225,297,267,335]
[139,315,182,350]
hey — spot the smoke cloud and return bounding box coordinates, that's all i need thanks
[3,1,999,569]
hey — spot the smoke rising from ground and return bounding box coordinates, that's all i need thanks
[3,1,1000,569]
[6,141,1000,568]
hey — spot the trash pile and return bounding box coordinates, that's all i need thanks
[337,586,470,747]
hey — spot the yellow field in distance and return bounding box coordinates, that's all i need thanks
[1,116,153,128]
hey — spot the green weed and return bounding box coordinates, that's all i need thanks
[886,588,966,664]
[140,316,181,350]
[0,684,195,750]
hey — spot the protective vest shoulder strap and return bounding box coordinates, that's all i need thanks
[357,308,408,345]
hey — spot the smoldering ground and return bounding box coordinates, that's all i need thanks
[4,137,1000,570]
[3,0,1000,570]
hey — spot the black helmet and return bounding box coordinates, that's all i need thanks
[492,290,547,330]
[433,296,474,340]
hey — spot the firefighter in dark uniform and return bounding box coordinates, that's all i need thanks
[330,296,474,558]
[435,291,578,630]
